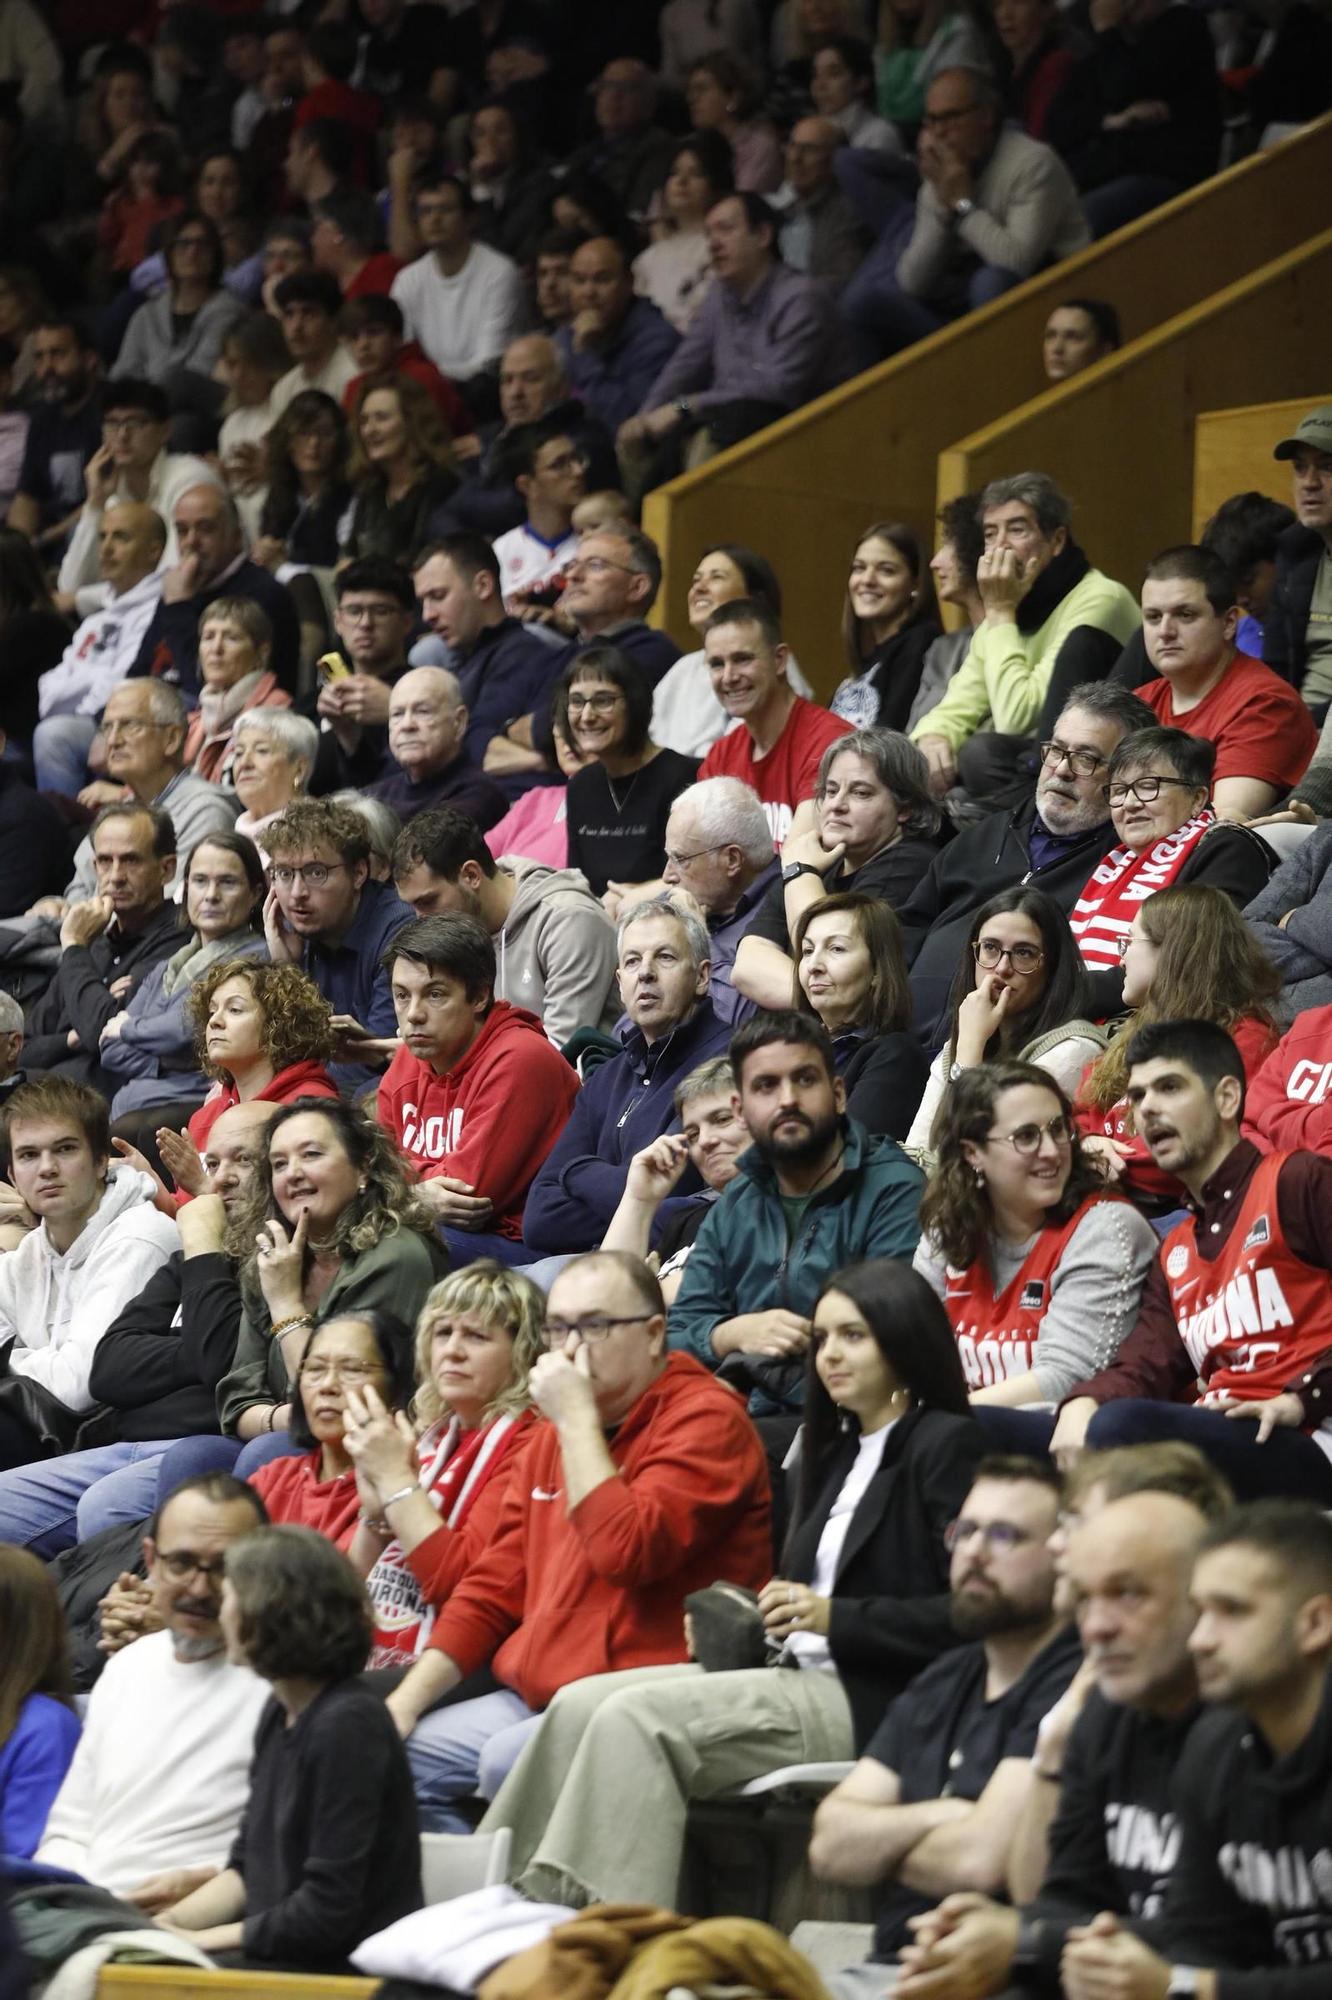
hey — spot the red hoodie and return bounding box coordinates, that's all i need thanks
[378,1000,578,1238]
[1244,1003,1332,1157]
[428,1352,772,1710]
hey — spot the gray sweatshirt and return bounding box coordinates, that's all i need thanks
[1244,820,1332,1022]
[496,859,620,1049]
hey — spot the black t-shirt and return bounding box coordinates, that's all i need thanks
[566,747,699,898]
[867,1623,1082,1960]
[17,397,102,524]
[747,832,942,953]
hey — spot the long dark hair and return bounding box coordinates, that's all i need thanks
[919,1060,1105,1269]
[945,887,1089,1064]
[289,1309,417,1450]
[793,1259,971,1539]
[0,525,57,617]
[262,388,350,530]
[842,521,939,672]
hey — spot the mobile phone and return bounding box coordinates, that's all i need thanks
[317,650,352,684]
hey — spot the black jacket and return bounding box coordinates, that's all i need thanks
[898,801,1118,1052]
[0,765,72,919]
[783,1407,986,1748]
[87,1250,241,1441]
[23,900,181,1080]
[1265,523,1327,695]
[129,558,302,699]
[835,1028,930,1142]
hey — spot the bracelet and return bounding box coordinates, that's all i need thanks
[381,1484,418,1512]
[271,1312,314,1340]
[264,1403,279,1433]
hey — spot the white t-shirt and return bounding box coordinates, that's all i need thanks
[785,1420,894,1673]
[37,1631,268,1892]
[391,242,526,382]
[493,522,579,605]
[270,346,358,420]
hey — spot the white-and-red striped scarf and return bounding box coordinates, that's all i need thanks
[1068,805,1215,968]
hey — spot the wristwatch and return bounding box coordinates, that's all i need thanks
[1166,1972,1205,1998]
[782,861,827,885]
[674,398,693,424]
[953,196,975,220]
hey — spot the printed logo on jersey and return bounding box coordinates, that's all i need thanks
[1166,1244,1190,1278]
[1242,1213,1272,1252]
[1018,1279,1047,1312]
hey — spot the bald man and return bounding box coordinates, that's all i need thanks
[890,1489,1215,2000]
[128,483,301,699]
[34,501,169,796]
[368,665,507,829]
[441,332,617,538]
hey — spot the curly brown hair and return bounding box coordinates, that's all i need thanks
[347,370,457,485]
[188,960,336,1079]
[1081,885,1281,1113]
[918,1060,1106,1271]
[263,797,372,869]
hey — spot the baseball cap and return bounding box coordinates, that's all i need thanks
[1273,405,1332,461]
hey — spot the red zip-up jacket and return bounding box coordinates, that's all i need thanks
[1243,1002,1332,1158]
[378,1001,579,1238]
[428,1353,771,1710]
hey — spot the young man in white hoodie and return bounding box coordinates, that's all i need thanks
[0,1075,179,1470]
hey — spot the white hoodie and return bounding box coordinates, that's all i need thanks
[0,1163,180,1412]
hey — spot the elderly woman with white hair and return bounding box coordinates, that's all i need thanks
[231,708,319,848]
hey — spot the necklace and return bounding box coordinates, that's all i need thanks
[606,765,643,816]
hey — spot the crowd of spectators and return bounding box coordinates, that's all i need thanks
[0,0,1330,1991]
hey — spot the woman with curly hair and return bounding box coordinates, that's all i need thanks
[1074,885,1281,1209]
[0,1547,80,1858]
[215,1100,447,1452]
[344,1264,545,1672]
[159,1523,420,1967]
[148,962,339,1206]
[914,1061,1157,1434]
[341,373,459,567]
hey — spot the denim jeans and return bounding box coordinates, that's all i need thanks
[32,713,98,797]
[405,1688,541,1832]
[0,1439,179,1559]
[153,1429,304,1509]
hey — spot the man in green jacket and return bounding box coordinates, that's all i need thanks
[667,1008,924,1416]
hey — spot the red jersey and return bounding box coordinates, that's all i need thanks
[699,697,851,849]
[1243,1003,1332,1159]
[1160,1152,1332,1400]
[945,1195,1115,1389]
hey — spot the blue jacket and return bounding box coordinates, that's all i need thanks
[305,878,413,1093]
[0,1693,81,1860]
[558,297,680,437]
[522,1002,733,1255]
[667,1116,925,1409]
[453,615,566,799]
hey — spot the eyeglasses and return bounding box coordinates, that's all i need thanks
[156,1549,228,1582]
[973,938,1044,973]
[271,861,348,888]
[1115,931,1145,961]
[103,415,158,436]
[540,1313,653,1346]
[565,556,634,578]
[566,691,623,715]
[541,448,588,475]
[1039,740,1107,778]
[102,717,167,740]
[664,842,724,869]
[339,603,403,625]
[944,1519,1037,1553]
[1104,776,1194,806]
[984,1113,1074,1157]
[301,1357,386,1385]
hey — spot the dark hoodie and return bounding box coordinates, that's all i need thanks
[377,999,579,1239]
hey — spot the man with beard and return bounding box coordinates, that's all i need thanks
[34,1473,269,1904]
[667,1009,923,1417]
[1052,1018,1332,1501]
[7,317,102,554]
[897,683,1155,1048]
[810,1458,1078,1990]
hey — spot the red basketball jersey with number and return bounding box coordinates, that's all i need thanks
[944,1195,1117,1390]
[1160,1152,1332,1400]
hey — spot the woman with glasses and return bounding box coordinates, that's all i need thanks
[1067,726,1275,995]
[557,646,699,908]
[114,210,247,397]
[905,885,1106,1165]
[343,1265,544,1680]
[341,373,459,568]
[915,1062,1156,1428]
[793,890,929,1137]
[1075,886,1280,1207]
[480,1257,985,1909]
[830,522,942,733]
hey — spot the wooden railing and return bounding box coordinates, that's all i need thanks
[641,116,1332,696]
[1191,394,1329,537]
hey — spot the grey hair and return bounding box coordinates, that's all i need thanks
[673,1054,735,1117]
[329,790,401,870]
[234,707,319,782]
[1055,681,1157,740]
[977,472,1072,538]
[616,889,710,968]
[669,776,772,869]
[0,991,23,1036]
[933,65,1001,115]
[817,727,942,838]
[135,680,189,730]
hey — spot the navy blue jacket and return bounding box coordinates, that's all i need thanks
[522,1001,733,1254]
[557,297,681,437]
[129,558,302,699]
[453,615,566,799]
[304,878,413,1093]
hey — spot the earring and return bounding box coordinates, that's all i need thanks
[358,1181,368,1194]
[974,1167,985,1187]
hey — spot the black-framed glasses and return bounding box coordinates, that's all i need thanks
[984,1114,1073,1157]
[156,1549,228,1582]
[974,938,1044,973]
[944,1519,1037,1552]
[1104,775,1194,806]
[1039,740,1107,778]
[566,691,623,715]
[271,861,348,888]
[540,1313,653,1346]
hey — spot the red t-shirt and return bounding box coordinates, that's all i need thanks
[1139,652,1317,793]
[249,1450,360,1550]
[699,698,851,848]
[343,252,404,301]
[1244,1002,1332,1158]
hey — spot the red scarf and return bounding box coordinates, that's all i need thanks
[1068,806,1215,969]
